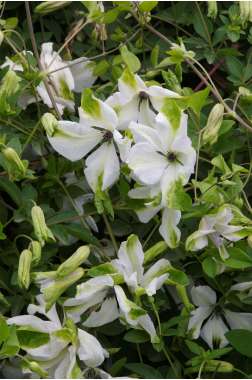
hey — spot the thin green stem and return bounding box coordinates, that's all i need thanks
[103,214,118,252]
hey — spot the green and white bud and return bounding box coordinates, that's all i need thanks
[144,241,168,264]
[239,1,252,24]
[24,361,48,378]
[208,1,218,19]
[36,268,84,311]
[202,103,224,145]
[2,147,26,175]
[0,30,4,46]
[30,240,42,267]
[18,249,32,289]
[31,205,55,246]
[57,246,90,277]
[35,1,71,15]
[41,113,58,137]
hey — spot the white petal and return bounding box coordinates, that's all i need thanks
[118,70,145,102]
[224,310,252,330]
[83,297,119,328]
[27,337,68,361]
[7,315,57,334]
[113,129,132,162]
[136,205,161,223]
[84,142,120,191]
[127,143,167,185]
[79,96,118,131]
[138,314,159,343]
[54,346,77,379]
[188,306,213,339]
[201,315,229,348]
[48,121,103,161]
[185,229,210,251]
[191,286,217,307]
[159,208,181,248]
[148,85,180,111]
[142,258,171,296]
[70,58,96,92]
[77,329,108,368]
[129,121,163,151]
[114,234,144,290]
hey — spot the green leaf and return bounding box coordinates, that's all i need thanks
[224,248,252,269]
[125,363,162,379]
[0,316,9,344]
[226,330,252,357]
[186,339,205,355]
[167,180,192,211]
[202,257,218,278]
[64,223,100,246]
[150,44,159,67]
[123,330,149,343]
[17,330,49,349]
[162,98,182,132]
[139,1,158,12]
[186,87,210,116]
[0,177,22,206]
[168,268,190,286]
[120,46,141,73]
[0,325,19,358]
[110,357,127,377]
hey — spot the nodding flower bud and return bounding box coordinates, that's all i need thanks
[202,103,224,145]
[144,241,168,264]
[36,268,84,311]
[31,205,55,247]
[30,240,42,267]
[208,1,217,19]
[0,31,4,46]
[18,249,32,289]
[2,147,26,174]
[25,361,48,378]
[57,246,90,277]
[41,113,58,137]
[239,1,252,24]
[35,1,71,15]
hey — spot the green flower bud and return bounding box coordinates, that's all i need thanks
[41,113,58,137]
[2,147,26,174]
[57,246,90,277]
[24,361,48,378]
[202,103,224,145]
[204,360,234,373]
[42,268,84,311]
[239,1,252,24]
[30,240,42,267]
[248,235,252,248]
[144,241,168,264]
[35,1,71,15]
[0,31,4,46]
[208,1,218,19]
[18,249,32,289]
[31,205,55,246]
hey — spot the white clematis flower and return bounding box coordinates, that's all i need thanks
[46,90,130,192]
[7,295,108,378]
[112,234,171,295]
[1,43,97,114]
[127,112,196,208]
[186,206,245,259]
[128,185,181,248]
[106,68,180,130]
[188,285,252,349]
[64,275,119,326]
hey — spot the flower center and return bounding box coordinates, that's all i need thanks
[103,130,113,141]
[138,90,149,100]
[167,151,177,162]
